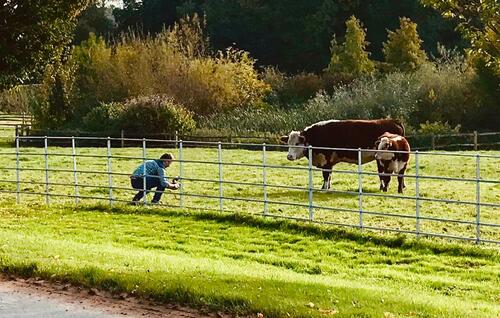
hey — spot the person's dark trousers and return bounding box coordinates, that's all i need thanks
[131,176,166,203]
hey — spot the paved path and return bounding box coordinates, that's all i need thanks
[0,284,118,318]
[0,277,226,318]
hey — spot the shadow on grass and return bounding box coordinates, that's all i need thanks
[70,203,498,259]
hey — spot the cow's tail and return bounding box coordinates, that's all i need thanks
[394,120,405,136]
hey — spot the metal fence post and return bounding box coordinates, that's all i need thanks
[142,138,147,205]
[415,150,420,237]
[357,148,363,229]
[475,154,481,244]
[15,136,20,204]
[431,134,435,150]
[218,141,224,211]
[107,137,113,205]
[178,140,184,207]
[262,143,268,216]
[44,136,49,205]
[308,145,314,221]
[71,137,79,204]
[120,130,124,148]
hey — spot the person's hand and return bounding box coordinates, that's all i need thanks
[170,183,180,190]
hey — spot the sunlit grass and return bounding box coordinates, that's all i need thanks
[0,203,498,318]
[0,145,498,241]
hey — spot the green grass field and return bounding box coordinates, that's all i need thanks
[0,144,499,317]
[0,145,498,241]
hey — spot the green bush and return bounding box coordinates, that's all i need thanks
[418,121,461,135]
[81,102,120,132]
[261,68,353,108]
[113,95,195,135]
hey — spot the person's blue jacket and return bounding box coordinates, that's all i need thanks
[132,159,168,187]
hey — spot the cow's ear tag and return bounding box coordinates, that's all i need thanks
[279,136,289,144]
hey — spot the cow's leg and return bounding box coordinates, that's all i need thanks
[376,161,385,191]
[383,171,391,192]
[397,166,407,194]
[321,168,332,190]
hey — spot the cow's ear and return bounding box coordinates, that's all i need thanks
[374,140,380,149]
[298,135,306,144]
[279,135,289,144]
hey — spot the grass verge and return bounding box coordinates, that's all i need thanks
[0,203,498,317]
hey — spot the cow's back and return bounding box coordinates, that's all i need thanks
[304,119,404,149]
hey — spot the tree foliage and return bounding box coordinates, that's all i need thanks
[383,17,428,72]
[0,0,92,89]
[327,16,374,76]
[74,1,115,44]
[108,0,462,73]
[420,0,499,76]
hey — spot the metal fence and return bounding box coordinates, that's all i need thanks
[0,135,499,244]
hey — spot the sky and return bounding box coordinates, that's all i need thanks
[105,0,123,8]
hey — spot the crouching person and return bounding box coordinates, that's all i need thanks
[130,153,179,204]
[374,133,410,193]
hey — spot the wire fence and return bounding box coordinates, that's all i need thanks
[0,135,499,244]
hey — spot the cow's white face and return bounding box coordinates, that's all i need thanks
[280,131,306,161]
[375,137,394,161]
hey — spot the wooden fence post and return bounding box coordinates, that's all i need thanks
[473,131,478,151]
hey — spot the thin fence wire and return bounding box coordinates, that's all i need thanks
[2,135,499,244]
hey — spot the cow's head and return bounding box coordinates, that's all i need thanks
[374,136,394,161]
[280,131,307,161]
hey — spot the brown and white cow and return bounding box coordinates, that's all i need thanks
[280,119,405,190]
[374,132,410,193]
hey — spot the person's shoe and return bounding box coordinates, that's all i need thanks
[151,200,161,205]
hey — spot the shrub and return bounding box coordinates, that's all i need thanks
[113,95,195,135]
[33,14,269,131]
[261,68,352,108]
[200,54,482,134]
[418,121,460,135]
[81,102,120,132]
[0,85,41,114]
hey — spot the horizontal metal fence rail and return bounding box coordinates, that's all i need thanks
[2,135,499,244]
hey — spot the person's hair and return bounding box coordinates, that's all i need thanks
[160,153,173,160]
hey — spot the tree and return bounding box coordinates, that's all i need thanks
[383,17,427,72]
[0,0,92,89]
[420,0,499,76]
[327,16,374,76]
[74,1,116,44]
[359,0,463,61]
